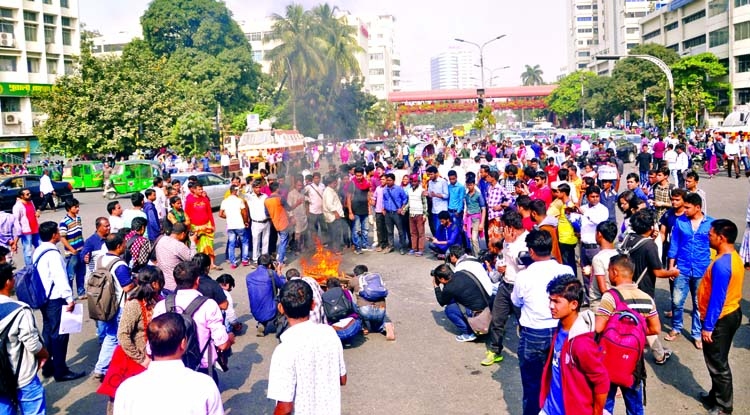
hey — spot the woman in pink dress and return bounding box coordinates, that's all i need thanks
[704,139,719,178]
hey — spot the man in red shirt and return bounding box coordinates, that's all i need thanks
[185,183,218,269]
[652,136,666,168]
[13,188,39,266]
[530,171,553,209]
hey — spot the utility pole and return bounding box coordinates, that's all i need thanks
[455,35,507,89]
[580,74,585,128]
[642,89,647,126]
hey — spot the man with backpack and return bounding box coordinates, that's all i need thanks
[322,278,361,344]
[152,261,233,385]
[595,254,666,414]
[90,233,134,381]
[0,262,49,414]
[246,254,286,337]
[344,265,395,340]
[33,221,85,382]
[539,274,609,415]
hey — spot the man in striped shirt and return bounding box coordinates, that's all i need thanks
[59,199,85,299]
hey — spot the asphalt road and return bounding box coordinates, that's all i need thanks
[27,164,750,415]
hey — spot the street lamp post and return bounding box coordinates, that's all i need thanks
[475,65,510,87]
[284,57,297,131]
[456,35,507,89]
[596,54,674,133]
[580,74,585,128]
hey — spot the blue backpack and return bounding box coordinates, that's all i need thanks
[358,273,389,302]
[15,249,56,309]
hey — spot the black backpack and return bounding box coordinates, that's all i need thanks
[166,294,211,371]
[322,287,354,323]
[0,302,23,406]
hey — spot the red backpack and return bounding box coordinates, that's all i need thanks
[597,288,647,389]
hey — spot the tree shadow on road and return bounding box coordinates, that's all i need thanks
[223,379,273,414]
[221,342,264,391]
[647,352,703,401]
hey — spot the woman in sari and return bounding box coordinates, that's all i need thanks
[704,138,719,178]
[166,196,189,227]
[97,266,164,414]
[185,183,221,269]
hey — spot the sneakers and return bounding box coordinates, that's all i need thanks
[384,322,396,341]
[241,261,249,267]
[408,249,415,255]
[355,249,362,255]
[399,249,406,255]
[481,350,504,366]
[455,333,477,342]
[415,251,423,257]
[256,323,266,337]
[655,350,672,365]
[230,264,238,269]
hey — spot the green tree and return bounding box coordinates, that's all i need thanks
[671,53,730,128]
[546,71,596,126]
[170,112,213,155]
[472,106,497,132]
[521,64,544,86]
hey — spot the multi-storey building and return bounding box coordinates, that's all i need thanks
[430,48,476,90]
[639,0,742,105]
[0,0,79,158]
[567,0,599,72]
[90,30,138,57]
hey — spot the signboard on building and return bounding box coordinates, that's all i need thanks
[0,83,52,97]
[669,0,696,11]
[247,113,260,131]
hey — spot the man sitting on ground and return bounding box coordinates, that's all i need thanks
[432,263,490,343]
[428,211,460,260]
[344,265,395,340]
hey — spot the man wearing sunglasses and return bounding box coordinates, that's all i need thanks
[12,188,39,266]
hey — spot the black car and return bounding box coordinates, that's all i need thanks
[0,175,74,212]
[614,139,638,163]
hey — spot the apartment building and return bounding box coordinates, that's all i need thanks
[0,0,79,157]
[430,48,476,90]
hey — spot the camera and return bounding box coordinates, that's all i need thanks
[517,251,533,268]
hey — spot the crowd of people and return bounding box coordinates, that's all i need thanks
[0,129,746,414]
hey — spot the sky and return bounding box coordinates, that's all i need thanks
[77,0,567,90]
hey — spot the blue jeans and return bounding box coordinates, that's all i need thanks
[671,273,703,339]
[0,375,45,415]
[518,326,555,415]
[20,233,39,267]
[227,228,249,264]
[605,382,644,415]
[350,214,369,250]
[639,171,649,188]
[65,252,86,297]
[276,230,289,264]
[429,242,448,255]
[444,303,473,335]
[93,308,122,375]
[403,155,410,167]
[334,318,362,342]
[359,305,387,333]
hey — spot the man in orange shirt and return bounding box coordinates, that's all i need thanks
[697,219,744,415]
[265,182,290,266]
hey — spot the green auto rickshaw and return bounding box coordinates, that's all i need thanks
[27,164,62,181]
[104,160,161,200]
[62,161,104,191]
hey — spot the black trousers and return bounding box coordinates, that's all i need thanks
[489,281,521,354]
[375,213,387,249]
[559,242,578,279]
[384,211,406,249]
[702,308,742,413]
[40,192,56,211]
[40,298,70,376]
[221,165,229,178]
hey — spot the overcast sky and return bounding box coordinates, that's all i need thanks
[77,0,567,90]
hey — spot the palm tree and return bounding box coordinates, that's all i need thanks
[521,64,544,86]
[265,4,325,90]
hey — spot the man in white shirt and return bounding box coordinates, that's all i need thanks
[664,143,678,176]
[579,137,591,157]
[39,169,56,212]
[246,180,269,263]
[106,201,124,234]
[34,221,85,382]
[268,280,347,415]
[725,135,741,178]
[579,186,609,293]
[220,150,231,178]
[151,177,168,220]
[322,175,345,253]
[673,144,690,188]
[304,172,326,244]
[114,313,225,415]
[511,229,574,415]
[589,221,618,308]
[220,185,249,268]
[483,210,528,366]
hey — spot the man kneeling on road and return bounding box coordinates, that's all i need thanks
[432,263,490,343]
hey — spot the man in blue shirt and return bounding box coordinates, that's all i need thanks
[428,211,460,259]
[382,173,409,255]
[447,170,467,233]
[665,192,713,347]
[426,166,449,232]
[143,189,161,242]
[246,254,286,337]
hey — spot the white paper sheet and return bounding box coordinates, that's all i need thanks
[59,304,83,335]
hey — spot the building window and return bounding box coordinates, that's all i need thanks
[577,28,593,33]
[1,98,20,112]
[0,56,16,72]
[682,35,706,49]
[737,54,750,72]
[43,14,54,25]
[392,70,400,77]
[63,59,73,75]
[43,0,52,4]
[665,22,679,31]
[709,27,729,47]
[719,58,729,71]
[709,0,729,16]
[30,99,41,113]
[61,17,71,27]
[738,88,750,105]
[24,23,36,41]
[682,10,706,25]
[578,63,587,69]
[577,17,592,21]
[667,44,679,52]
[369,53,384,60]
[626,27,639,35]
[369,68,384,75]
[576,4,591,9]
[44,26,54,44]
[625,11,647,18]
[60,0,69,8]
[371,84,384,91]
[0,21,13,34]
[27,57,39,73]
[62,28,71,45]
[627,43,639,49]
[643,29,661,41]
[46,59,56,74]
[23,11,37,22]
[736,21,750,41]
[247,32,261,41]
[0,9,12,19]
[392,59,400,66]
[578,51,590,57]
[736,0,750,7]
[251,50,262,62]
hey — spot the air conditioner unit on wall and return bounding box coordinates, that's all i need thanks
[4,114,18,125]
[0,33,14,48]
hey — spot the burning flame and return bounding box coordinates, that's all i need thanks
[300,239,342,284]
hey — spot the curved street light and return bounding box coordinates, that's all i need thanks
[455,35,507,89]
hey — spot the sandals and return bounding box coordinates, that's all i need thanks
[694,340,703,350]
[664,331,681,341]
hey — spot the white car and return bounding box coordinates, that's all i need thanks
[171,172,230,209]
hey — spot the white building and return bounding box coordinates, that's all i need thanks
[242,12,399,100]
[430,48,476,90]
[567,0,599,72]
[0,0,80,157]
[90,30,139,57]
[638,0,740,105]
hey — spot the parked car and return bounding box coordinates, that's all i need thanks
[171,172,230,209]
[614,138,638,163]
[0,175,74,212]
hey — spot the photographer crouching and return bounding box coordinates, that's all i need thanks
[432,263,492,343]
